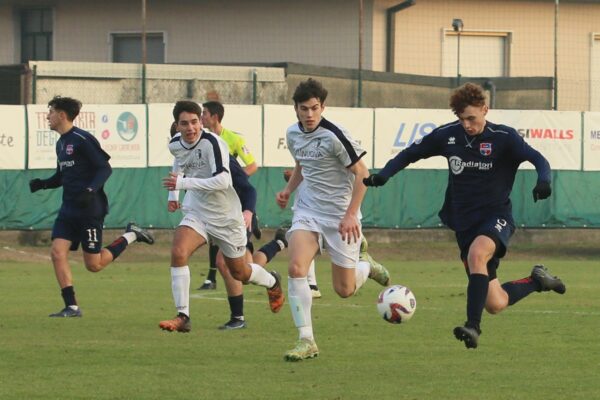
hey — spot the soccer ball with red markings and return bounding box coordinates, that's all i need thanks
[377,285,416,324]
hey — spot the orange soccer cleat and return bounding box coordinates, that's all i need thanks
[267,271,285,313]
[158,314,191,333]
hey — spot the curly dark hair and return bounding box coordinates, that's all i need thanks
[292,78,328,105]
[449,83,486,115]
[47,96,82,121]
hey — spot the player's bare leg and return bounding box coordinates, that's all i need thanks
[223,255,283,313]
[285,230,320,361]
[159,227,205,333]
[215,250,248,330]
[49,238,81,317]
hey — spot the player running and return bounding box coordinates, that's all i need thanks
[276,79,390,361]
[364,82,566,349]
[159,100,284,333]
[29,96,154,317]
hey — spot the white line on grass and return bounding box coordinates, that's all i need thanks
[2,246,52,261]
[190,293,600,316]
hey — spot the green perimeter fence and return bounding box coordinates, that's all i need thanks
[1,168,598,231]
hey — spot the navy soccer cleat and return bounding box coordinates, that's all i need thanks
[531,265,566,294]
[218,318,247,330]
[197,280,217,290]
[453,325,481,349]
[126,222,155,245]
[49,306,82,318]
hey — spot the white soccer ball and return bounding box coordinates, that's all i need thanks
[376,284,417,324]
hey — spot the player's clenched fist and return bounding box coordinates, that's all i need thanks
[363,174,389,187]
[276,190,290,209]
[162,172,179,190]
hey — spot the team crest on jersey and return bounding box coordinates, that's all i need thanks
[480,143,492,156]
[66,144,74,155]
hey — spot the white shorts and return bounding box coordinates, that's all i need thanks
[179,212,247,259]
[288,213,360,268]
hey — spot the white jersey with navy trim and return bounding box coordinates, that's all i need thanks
[286,118,366,221]
[168,130,243,227]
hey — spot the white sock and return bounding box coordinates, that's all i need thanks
[307,260,317,286]
[122,232,137,244]
[248,263,276,288]
[288,277,313,340]
[354,261,370,294]
[171,266,190,317]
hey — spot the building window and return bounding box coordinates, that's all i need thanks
[21,8,53,63]
[442,30,510,78]
[112,33,165,63]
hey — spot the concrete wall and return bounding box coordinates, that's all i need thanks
[25,61,552,109]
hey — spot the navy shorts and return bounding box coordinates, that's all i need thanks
[455,215,515,280]
[52,213,105,254]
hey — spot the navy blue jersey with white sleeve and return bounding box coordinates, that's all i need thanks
[378,120,551,232]
[43,127,111,217]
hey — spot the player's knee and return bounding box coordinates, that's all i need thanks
[288,261,307,278]
[84,261,102,273]
[333,284,354,298]
[467,252,489,274]
[485,299,507,315]
[170,245,190,265]
[50,248,67,264]
[229,267,248,282]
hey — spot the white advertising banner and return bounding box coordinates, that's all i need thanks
[323,107,374,168]
[263,105,374,167]
[148,103,263,167]
[583,112,600,171]
[373,108,455,169]
[263,104,297,167]
[487,110,581,170]
[221,104,263,167]
[373,108,581,170]
[27,104,147,169]
[148,103,176,167]
[0,106,26,170]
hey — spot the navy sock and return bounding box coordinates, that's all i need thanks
[466,273,488,331]
[257,240,282,263]
[228,295,244,319]
[501,276,539,305]
[207,244,219,282]
[61,286,77,308]
[105,237,128,260]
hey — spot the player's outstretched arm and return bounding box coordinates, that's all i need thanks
[339,159,369,244]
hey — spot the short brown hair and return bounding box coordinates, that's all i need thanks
[173,100,202,122]
[449,83,486,115]
[48,96,82,121]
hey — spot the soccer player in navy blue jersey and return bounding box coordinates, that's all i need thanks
[364,83,566,349]
[29,96,155,318]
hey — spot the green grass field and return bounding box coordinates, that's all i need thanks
[1,233,599,400]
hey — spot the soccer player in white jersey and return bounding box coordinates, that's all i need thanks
[159,100,284,332]
[276,79,391,361]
